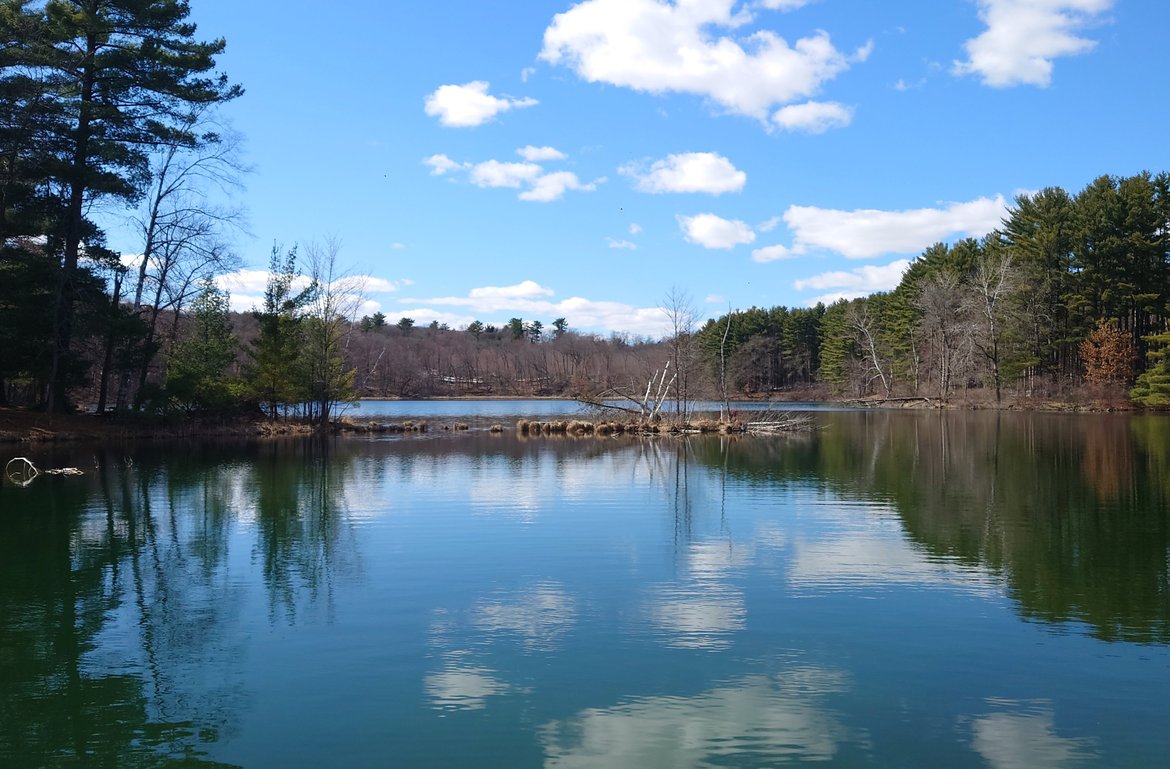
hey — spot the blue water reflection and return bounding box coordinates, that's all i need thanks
[3,411,1170,768]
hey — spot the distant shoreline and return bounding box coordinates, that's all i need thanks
[0,396,1148,446]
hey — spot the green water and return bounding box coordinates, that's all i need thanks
[1,410,1169,767]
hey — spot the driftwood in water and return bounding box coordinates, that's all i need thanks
[5,456,84,487]
[841,396,936,408]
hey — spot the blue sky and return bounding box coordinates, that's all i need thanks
[145,0,1170,337]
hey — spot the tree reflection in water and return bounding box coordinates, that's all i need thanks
[0,448,244,767]
[690,411,1170,644]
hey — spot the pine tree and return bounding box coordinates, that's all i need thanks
[26,0,242,410]
[166,277,237,411]
[1131,331,1170,407]
[247,245,316,418]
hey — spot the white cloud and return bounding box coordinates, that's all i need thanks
[469,160,544,189]
[607,237,638,250]
[217,268,310,298]
[520,66,537,83]
[705,294,726,304]
[390,242,406,250]
[539,0,866,122]
[759,0,815,9]
[422,154,465,175]
[629,223,643,235]
[401,281,674,337]
[772,100,853,133]
[757,216,782,232]
[793,259,912,304]
[424,81,537,127]
[363,276,406,293]
[678,213,756,249]
[751,244,799,262]
[517,145,567,162]
[386,308,481,329]
[519,171,598,202]
[953,0,1114,87]
[429,151,601,202]
[469,280,555,300]
[215,269,408,315]
[621,152,746,195]
[768,195,1008,260]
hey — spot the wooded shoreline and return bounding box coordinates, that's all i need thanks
[0,394,1145,445]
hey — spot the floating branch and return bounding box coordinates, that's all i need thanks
[5,456,84,487]
[5,457,38,487]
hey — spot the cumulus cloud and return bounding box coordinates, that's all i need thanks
[678,213,756,249]
[539,0,868,123]
[401,281,674,337]
[757,195,1008,260]
[772,100,853,133]
[214,268,406,316]
[752,244,798,262]
[469,280,554,300]
[629,223,643,235]
[607,237,638,250]
[423,154,465,175]
[425,149,601,202]
[760,0,815,9]
[953,0,1114,87]
[621,152,746,195]
[469,160,543,189]
[517,145,568,162]
[424,81,537,127]
[519,171,599,202]
[793,259,912,305]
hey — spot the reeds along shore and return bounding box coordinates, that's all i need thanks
[515,414,812,436]
[333,412,812,437]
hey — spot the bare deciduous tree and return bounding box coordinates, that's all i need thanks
[662,286,699,419]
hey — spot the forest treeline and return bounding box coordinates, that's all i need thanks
[696,172,1170,407]
[3,5,1169,415]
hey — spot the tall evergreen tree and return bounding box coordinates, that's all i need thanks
[247,245,316,419]
[165,277,236,412]
[1002,188,1077,384]
[14,0,242,411]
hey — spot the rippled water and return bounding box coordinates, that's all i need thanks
[2,409,1169,767]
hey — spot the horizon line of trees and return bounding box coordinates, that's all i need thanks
[4,171,1169,415]
[698,171,1170,408]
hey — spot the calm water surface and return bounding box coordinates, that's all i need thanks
[2,408,1169,768]
[346,398,847,426]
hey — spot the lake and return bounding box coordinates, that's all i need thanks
[2,406,1168,767]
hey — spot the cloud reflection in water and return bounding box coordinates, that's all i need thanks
[647,540,751,649]
[474,581,577,651]
[969,700,1097,769]
[541,667,853,768]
